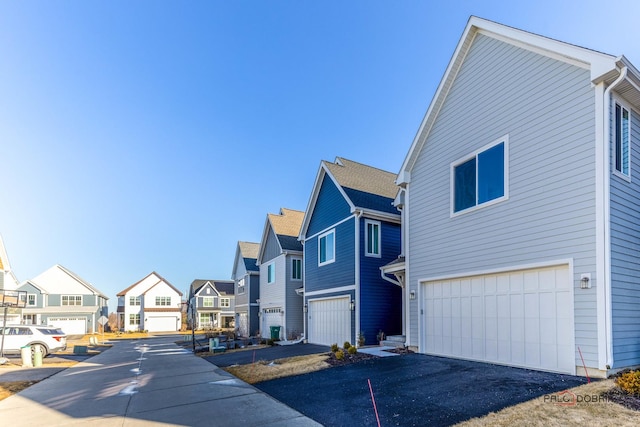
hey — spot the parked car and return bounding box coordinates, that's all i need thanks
[0,325,67,357]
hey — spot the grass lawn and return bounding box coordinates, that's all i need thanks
[223,353,330,384]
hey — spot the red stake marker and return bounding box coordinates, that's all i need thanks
[577,346,590,383]
[368,379,381,427]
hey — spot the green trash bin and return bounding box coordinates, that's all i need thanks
[270,326,281,340]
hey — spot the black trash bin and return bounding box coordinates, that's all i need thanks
[270,326,281,340]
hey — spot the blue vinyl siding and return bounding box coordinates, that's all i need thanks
[610,101,640,369]
[359,218,402,345]
[307,175,352,236]
[305,218,356,292]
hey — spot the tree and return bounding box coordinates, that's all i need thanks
[107,312,119,332]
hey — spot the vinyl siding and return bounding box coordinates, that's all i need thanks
[259,254,286,310]
[359,218,403,345]
[285,255,304,339]
[233,254,249,308]
[406,34,597,366]
[307,175,352,236]
[305,289,356,343]
[261,228,282,263]
[610,99,640,368]
[304,218,356,293]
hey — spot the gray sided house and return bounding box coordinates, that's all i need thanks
[18,264,108,334]
[257,208,304,341]
[188,280,235,330]
[398,16,640,377]
[231,241,260,337]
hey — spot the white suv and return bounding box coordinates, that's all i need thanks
[0,325,67,357]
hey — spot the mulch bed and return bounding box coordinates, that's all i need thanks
[601,388,640,411]
[325,350,378,367]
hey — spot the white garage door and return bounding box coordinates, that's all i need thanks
[48,317,87,335]
[238,313,248,337]
[146,316,178,332]
[308,297,351,346]
[422,265,574,374]
[262,309,283,339]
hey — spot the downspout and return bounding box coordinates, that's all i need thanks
[602,65,627,371]
[354,209,363,346]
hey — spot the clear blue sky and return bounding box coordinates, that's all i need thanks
[1,1,639,312]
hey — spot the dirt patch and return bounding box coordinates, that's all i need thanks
[455,379,640,427]
[223,354,330,384]
[0,381,40,401]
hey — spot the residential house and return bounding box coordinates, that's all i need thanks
[18,264,108,334]
[397,16,640,377]
[117,272,183,332]
[231,241,260,337]
[188,279,235,330]
[257,208,304,341]
[299,158,402,347]
[0,235,21,325]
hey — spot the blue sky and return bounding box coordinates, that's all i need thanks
[1,1,639,311]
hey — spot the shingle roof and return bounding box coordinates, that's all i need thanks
[238,241,260,272]
[324,157,398,200]
[277,234,303,252]
[118,271,182,297]
[190,279,235,297]
[269,208,304,237]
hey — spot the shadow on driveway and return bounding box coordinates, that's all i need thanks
[255,353,588,427]
[203,343,330,367]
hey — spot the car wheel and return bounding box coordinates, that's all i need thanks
[31,344,48,357]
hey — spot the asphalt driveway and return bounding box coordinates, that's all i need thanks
[203,343,330,367]
[255,353,588,427]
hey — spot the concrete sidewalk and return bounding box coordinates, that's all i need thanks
[0,336,320,426]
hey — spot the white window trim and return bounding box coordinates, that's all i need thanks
[62,295,83,306]
[613,98,632,182]
[238,277,246,294]
[318,229,336,266]
[203,296,214,307]
[450,135,509,217]
[291,258,302,281]
[364,220,381,258]
[267,263,276,284]
[27,294,37,306]
[220,298,230,308]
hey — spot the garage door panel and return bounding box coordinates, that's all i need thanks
[49,318,87,335]
[423,265,573,374]
[308,297,350,346]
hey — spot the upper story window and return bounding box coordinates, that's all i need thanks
[203,297,214,307]
[365,220,381,257]
[238,277,245,294]
[26,294,36,306]
[220,298,230,308]
[129,296,141,306]
[615,102,631,178]
[292,258,302,280]
[156,296,171,306]
[452,137,508,214]
[267,263,275,284]
[62,295,82,306]
[318,229,335,266]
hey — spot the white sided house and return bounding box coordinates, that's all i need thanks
[18,265,109,334]
[117,272,183,332]
[398,16,640,378]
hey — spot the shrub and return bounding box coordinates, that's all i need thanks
[266,339,275,346]
[343,341,351,350]
[331,343,339,353]
[335,350,345,360]
[358,332,365,347]
[347,345,357,355]
[617,370,640,395]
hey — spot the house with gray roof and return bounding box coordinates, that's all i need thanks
[231,241,260,337]
[188,279,235,330]
[298,157,402,347]
[257,208,304,340]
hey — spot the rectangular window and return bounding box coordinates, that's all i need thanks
[129,314,140,325]
[220,298,230,308]
[238,277,245,294]
[203,297,214,307]
[155,296,171,306]
[452,138,507,214]
[27,294,36,306]
[292,258,302,280]
[318,229,335,266]
[199,313,213,327]
[615,102,631,177]
[62,295,82,306]
[129,296,140,306]
[365,220,381,257]
[267,263,275,284]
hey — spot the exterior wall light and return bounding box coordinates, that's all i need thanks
[303,304,308,313]
[580,274,591,289]
[410,290,416,300]
[349,300,355,311]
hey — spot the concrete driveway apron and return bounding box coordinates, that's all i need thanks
[0,335,320,426]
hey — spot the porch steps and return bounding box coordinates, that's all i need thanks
[380,335,406,348]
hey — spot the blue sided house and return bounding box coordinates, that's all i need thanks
[299,157,402,347]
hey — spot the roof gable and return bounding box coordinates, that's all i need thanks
[399,16,620,181]
[257,208,304,262]
[118,271,182,297]
[190,279,235,297]
[231,241,260,279]
[30,265,108,299]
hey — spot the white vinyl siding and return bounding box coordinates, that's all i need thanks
[405,33,597,368]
